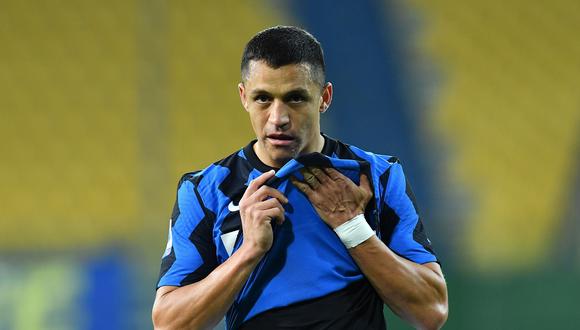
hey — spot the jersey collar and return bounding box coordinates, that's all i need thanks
[243,133,337,173]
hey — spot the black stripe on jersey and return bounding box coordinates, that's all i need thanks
[386,156,399,164]
[170,194,180,226]
[406,181,435,255]
[239,279,386,329]
[321,133,339,156]
[378,166,398,245]
[158,249,176,284]
[243,140,275,172]
[180,186,219,286]
[321,136,382,231]
[173,171,201,225]
[216,151,254,201]
[329,137,362,161]
[413,219,435,255]
[216,151,254,234]
[378,159,436,256]
[157,172,200,284]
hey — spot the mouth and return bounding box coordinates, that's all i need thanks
[266,133,296,147]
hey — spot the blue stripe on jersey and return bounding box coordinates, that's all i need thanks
[195,164,231,213]
[348,145,395,237]
[247,168,264,185]
[157,180,207,287]
[158,165,232,287]
[196,164,242,264]
[384,162,437,264]
[237,149,247,160]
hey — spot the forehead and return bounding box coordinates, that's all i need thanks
[244,61,318,93]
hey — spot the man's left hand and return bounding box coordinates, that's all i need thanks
[290,167,373,229]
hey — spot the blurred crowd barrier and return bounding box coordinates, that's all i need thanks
[0,0,578,329]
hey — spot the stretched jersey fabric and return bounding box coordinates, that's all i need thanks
[156,135,438,329]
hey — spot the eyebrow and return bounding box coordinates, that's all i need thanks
[249,88,310,97]
[285,88,310,96]
[249,89,272,96]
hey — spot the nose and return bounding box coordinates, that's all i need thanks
[268,100,290,129]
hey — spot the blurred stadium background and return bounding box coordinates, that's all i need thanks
[1,0,579,329]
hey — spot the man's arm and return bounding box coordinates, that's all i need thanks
[349,238,448,330]
[152,170,288,330]
[153,244,263,330]
[291,167,448,330]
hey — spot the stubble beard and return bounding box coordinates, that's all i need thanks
[262,138,301,167]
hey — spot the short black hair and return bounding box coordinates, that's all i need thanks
[241,26,326,87]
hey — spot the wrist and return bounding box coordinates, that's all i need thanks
[238,241,268,262]
[333,214,375,249]
[328,210,366,229]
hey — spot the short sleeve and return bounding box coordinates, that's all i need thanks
[156,174,218,288]
[378,161,438,264]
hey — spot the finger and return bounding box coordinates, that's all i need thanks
[290,176,314,196]
[309,167,331,184]
[242,170,275,199]
[246,199,285,226]
[275,213,285,225]
[261,207,285,224]
[255,197,285,213]
[252,186,288,204]
[300,168,321,189]
[271,202,286,225]
[251,198,286,226]
[322,167,344,181]
[359,173,373,197]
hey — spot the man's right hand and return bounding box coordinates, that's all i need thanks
[153,170,288,330]
[238,169,288,258]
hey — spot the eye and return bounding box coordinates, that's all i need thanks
[289,95,304,103]
[254,94,271,104]
[286,93,307,104]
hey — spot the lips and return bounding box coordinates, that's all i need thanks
[266,133,295,146]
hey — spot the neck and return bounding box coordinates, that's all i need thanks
[313,133,325,153]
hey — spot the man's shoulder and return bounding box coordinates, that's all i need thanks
[328,138,404,193]
[176,144,253,196]
[332,138,400,167]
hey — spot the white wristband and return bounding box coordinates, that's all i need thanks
[333,214,375,249]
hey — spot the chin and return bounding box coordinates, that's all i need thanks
[265,147,296,165]
[270,150,294,164]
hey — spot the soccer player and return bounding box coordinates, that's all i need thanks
[152,26,448,329]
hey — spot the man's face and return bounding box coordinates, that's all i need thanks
[239,60,332,168]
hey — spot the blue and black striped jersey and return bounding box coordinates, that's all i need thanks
[157,134,438,329]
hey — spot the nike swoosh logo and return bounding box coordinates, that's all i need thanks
[228,201,240,212]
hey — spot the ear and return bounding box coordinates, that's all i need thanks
[238,82,249,112]
[319,82,333,113]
